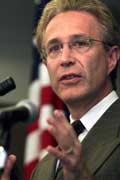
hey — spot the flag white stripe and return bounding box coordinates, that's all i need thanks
[24,130,40,164]
[40,63,50,86]
[39,105,54,129]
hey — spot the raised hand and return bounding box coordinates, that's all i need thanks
[46,110,91,180]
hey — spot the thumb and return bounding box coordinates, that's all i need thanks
[1,155,16,180]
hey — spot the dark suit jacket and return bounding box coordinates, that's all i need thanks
[30,99,120,180]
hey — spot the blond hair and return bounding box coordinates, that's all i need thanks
[36,0,120,53]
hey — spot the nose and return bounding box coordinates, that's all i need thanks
[60,44,75,68]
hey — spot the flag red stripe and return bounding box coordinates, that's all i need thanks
[24,159,39,180]
[41,86,64,109]
[40,130,57,150]
[26,119,38,133]
[41,86,56,105]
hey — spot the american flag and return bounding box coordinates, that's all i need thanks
[23,1,65,180]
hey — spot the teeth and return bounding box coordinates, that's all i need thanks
[60,74,80,81]
[65,75,76,80]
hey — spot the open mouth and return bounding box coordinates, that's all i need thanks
[60,74,81,81]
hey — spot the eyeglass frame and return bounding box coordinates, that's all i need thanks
[41,35,114,60]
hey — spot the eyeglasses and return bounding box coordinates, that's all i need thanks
[42,35,111,59]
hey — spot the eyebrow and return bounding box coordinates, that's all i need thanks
[46,34,89,47]
[46,38,61,48]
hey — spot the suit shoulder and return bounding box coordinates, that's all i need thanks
[30,153,55,180]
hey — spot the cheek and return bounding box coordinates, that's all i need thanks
[85,54,108,85]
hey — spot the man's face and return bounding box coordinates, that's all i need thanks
[43,11,116,105]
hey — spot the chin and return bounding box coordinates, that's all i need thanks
[59,89,91,104]
[55,85,90,102]
[59,93,80,104]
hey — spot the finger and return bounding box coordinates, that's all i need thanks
[47,145,65,161]
[53,110,77,136]
[47,145,77,169]
[47,110,65,127]
[46,110,67,137]
[53,110,69,127]
[1,155,16,179]
[47,111,77,150]
[47,117,57,132]
[48,109,73,136]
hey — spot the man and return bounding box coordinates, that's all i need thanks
[1,0,120,179]
[31,0,120,179]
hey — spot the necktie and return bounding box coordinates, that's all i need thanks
[72,120,85,136]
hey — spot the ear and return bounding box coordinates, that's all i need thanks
[107,46,120,75]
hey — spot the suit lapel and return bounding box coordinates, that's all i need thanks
[82,99,120,175]
[82,132,120,175]
[34,153,57,180]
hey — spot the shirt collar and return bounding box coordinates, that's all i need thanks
[70,91,119,132]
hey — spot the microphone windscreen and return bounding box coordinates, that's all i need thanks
[17,99,39,124]
[0,77,16,96]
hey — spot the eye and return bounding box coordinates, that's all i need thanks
[71,40,89,48]
[48,44,61,54]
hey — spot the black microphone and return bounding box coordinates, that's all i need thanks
[0,100,39,129]
[0,77,16,96]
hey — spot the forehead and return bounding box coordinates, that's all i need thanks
[44,11,101,44]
